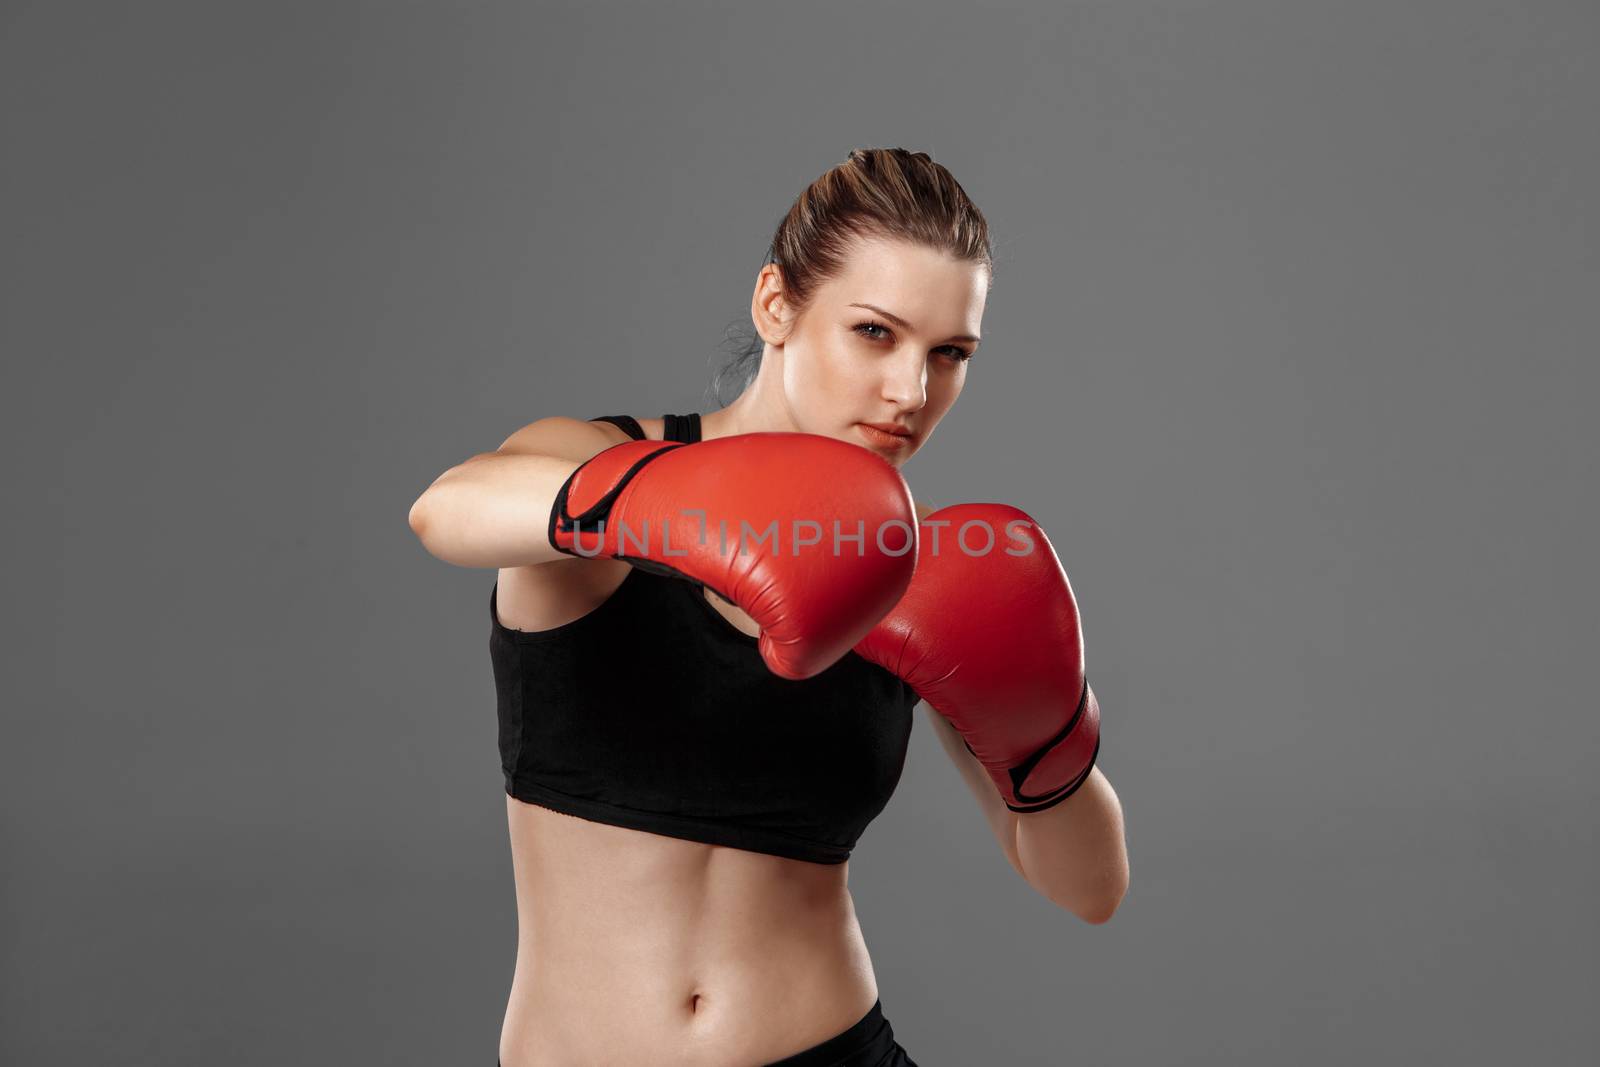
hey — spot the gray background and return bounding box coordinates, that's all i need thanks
[4,1,1595,1064]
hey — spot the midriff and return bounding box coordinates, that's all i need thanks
[499,797,880,1066]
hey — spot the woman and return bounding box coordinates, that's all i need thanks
[409,148,1130,1066]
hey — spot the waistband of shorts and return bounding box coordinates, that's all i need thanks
[763,999,891,1066]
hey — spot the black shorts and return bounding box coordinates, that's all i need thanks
[765,999,917,1066]
[497,999,918,1066]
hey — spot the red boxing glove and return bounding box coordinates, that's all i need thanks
[549,432,919,680]
[856,503,1101,812]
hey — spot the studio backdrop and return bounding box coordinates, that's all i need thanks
[4,2,1595,1064]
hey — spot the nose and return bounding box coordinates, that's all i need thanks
[880,348,927,413]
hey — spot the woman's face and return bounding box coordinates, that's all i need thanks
[760,234,988,467]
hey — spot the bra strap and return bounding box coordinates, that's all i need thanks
[588,414,645,441]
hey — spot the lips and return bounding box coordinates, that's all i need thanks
[857,423,913,449]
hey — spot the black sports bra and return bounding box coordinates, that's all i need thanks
[488,413,919,864]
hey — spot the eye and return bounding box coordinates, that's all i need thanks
[853,320,974,363]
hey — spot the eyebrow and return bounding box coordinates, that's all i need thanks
[848,303,981,345]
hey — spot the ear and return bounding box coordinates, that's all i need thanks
[750,263,794,345]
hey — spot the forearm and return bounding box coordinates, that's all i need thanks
[925,705,1021,860]
[1014,767,1128,923]
[408,452,579,568]
[926,706,1127,923]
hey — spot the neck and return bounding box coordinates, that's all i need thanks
[700,346,797,441]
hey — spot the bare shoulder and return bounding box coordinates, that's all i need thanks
[493,415,647,461]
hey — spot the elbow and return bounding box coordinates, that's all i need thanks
[1088,868,1130,925]
[408,454,491,546]
[1061,887,1125,926]
[409,488,453,557]
[1051,866,1129,926]
[1076,892,1124,926]
[408,495,432,544]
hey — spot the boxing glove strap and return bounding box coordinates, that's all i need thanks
[1004,678,1102,813]
[547,439,684,554]
[1007,735,1100,813]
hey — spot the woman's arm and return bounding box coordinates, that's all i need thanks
[1013,766,1127,924]
[407,416,619,568]
[926,705,1128,924]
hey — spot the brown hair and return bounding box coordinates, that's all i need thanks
[709,148,994,405]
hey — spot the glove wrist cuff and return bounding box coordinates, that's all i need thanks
[548,439,684,557]
[998,679,1102,814]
